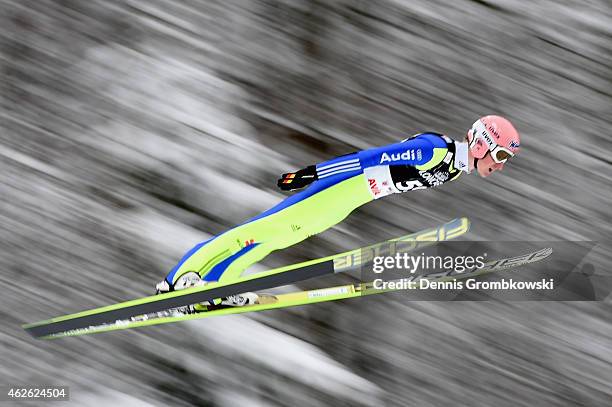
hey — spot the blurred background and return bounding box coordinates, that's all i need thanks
[1,0,611,405]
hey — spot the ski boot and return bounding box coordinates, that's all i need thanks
[155,272,265,313]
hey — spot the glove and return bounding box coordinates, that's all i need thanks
[277,165,318,191]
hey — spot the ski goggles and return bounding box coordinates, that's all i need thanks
[471,120,515,164]
[489,145,514,164]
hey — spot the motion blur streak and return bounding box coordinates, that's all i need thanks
[1,1,611,406]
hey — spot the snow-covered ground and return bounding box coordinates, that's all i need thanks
[1,1,611,406]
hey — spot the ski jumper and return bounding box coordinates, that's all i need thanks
[164,133,467,287]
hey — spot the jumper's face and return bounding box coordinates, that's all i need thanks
[466,130,507,178]
[476,152,505,177]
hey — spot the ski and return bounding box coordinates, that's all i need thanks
[37,246,551,339]
[23,217,470,339]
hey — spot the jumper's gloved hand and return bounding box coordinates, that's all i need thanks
[277,165,318,191]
